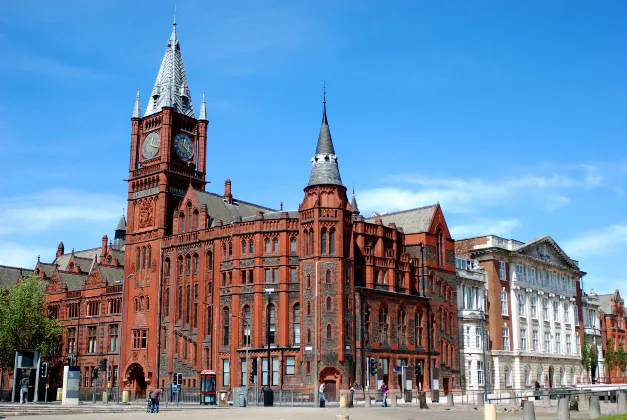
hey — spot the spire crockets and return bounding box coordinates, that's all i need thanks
[144,19,195,118]
[307,90,343,187]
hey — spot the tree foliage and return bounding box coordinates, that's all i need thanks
[617,343,627,373]
[0,275,63,367]
[581,340,592,375]
[605,338,616,381]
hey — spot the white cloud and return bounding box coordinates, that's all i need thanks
[546,196,571,211]
[0,188,125,235]
[0,240,47,268]
[562,223,627,258]
[450,219,520,239]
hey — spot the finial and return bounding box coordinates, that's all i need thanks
[37,255,40,262]
[199,91,208,120]
[132,88,141,118]
[173,3,177,26]
[322,81,328,124]
[280,201,283,211]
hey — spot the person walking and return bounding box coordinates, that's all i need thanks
[318,383,326,408]
[19,374,30,404]
[149,387,163,413]
[380,382,388,407]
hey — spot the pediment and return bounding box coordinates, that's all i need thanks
[517,237,578,270]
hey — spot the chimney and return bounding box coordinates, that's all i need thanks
[224,178,233,204]
[56,242,65,259]
[101,235,108,258]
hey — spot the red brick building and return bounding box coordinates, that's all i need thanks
[599,290,627,382]
[2,22,461,400]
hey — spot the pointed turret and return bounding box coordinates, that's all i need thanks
[307,93,343,187]
[144,20,195,118]
[113,215,126,250]
[199,91,208,120]
[132,89,141,118]
[350,186,360,215]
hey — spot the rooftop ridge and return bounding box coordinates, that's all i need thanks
[194,189,276,212]
[365,203,437,219]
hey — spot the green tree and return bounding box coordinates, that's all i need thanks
[605,338,616,383]
[617,343,627,374]
[581,340,592,380]
[0,275,63,367]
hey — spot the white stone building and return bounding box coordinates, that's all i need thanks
[582,289,604,382]
[456,235,585,392]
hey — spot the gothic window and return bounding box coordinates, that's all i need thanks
[147,246,152,269]
[207,251,213,271]
[321,228,327,254]
[306,328,312,344]
[304,231,309,255]
[326,324,332,340]
[193,283,198,328]
[142,246,146,269]
[177,286,183,321]
[272,238,278,254]
[306,301,311,316]
[186,255,191,275]
[222,243,226,256]
[222,307,230,346]
[309,229,314,256]
[326,297,332,311]
[436,229,444,267]
[379,304,389,344]
[165,258,171,277]
[180,213,185,233]
[194,210,199,231]
[290,237,297,253]
[193,254,199,274]
[265,239,270,254]
[398,308,407,346]
[178,256,183,276]
[165,288,169,317]
[364,308,371,344]
[136,247,140,271]
[306,275,311,289]
[243,306,251,346]
[326,270,332,284]
[329,228,335,255]
[185,285,191,324]
[416,310,423,347]
[249,240,254,254]
[293,303,300,345]
[242,240,247,254]
[187,203,193,232]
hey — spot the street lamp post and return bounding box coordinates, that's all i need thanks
[264,288,275,407]
[229,313,250,404]
[116,273,133,403]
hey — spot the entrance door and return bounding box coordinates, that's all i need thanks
[548,366,554,388]
[324,380,337,402]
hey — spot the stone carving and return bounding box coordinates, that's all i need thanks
[138,200,154,229]
[132,352,138,360]
[535,244,552,262]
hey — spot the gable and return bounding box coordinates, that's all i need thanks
[428,204,452,239]
[516,236,579,270]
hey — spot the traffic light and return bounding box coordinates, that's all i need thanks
[175,373,183,385]
[100,359,107,371]
[92,367,99,379]
[369,358,378,376]
[40,362,48,378]
[250,360,257,384]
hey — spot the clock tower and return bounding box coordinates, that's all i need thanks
[122,20,208,391]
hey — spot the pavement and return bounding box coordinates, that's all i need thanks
[0,400,623,420]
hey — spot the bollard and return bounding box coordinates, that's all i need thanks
[618,392,627,414]
[339,395,347,408]
[484,403,497,420]
[477,392,485,407]
[589,395,601,419]
[364,394,371,407]
[335,416,349,420]
[523,400,536,420]
[447,393,454,407]
[543,390,551,407]
[390,393,398,407]
[558,397,570,420]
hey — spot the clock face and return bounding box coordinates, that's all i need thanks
[142,132,161,160]
[174,133,194,160]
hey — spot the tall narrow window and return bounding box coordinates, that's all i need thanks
[329,228,335,255]
[165,259,171,277]
[379,305,388,344]
[304,231,309,255]
[207,251,213,271]
[321,228,327,254]
[268,304,275,345]
[142,246,146,269]
[265,239,270,254]
[188,204,193,232]
[136,247,140,272]
[165,288,170,317]
[178,256,183,276]
[325,270,332,284]
[502,327,509,351]
[193,254,198,275]
[272,238,278,254]
[181,213,185,233]
[326,324,332,339]
[243,306,251,346]
[177,286,183,321]
[223,307,230,346]
[249,240,254,254]
[185,285,191,324]
[290,238,297,253]
[242,240,247,255]
[109,324,119,352]
[416,311,423,347]
[309,229,314,256]
[194,210,199,230]
[147,246,152,268]
[398,308,406,346]
[193,284,198,328]
[223,359,230,386]
[293,303,301,345]
[326,297,332,311]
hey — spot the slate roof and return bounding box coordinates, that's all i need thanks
[73,256,95,273]
[144,22,195,118]
[365,204,437,234]
[193,190,275,227]
[350,189,360,214]
[39,263,57,278]
[54,248,100,270]
[98,266,124,284]
[112,250,126,266]
[0,265,33,289]
[59,272,86,291]
[599,294,613,314]
[308,100,343,187]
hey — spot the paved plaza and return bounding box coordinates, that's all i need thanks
[0,401,622,420]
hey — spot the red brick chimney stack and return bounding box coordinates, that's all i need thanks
[101,235,108,258]
[56,242,65,259]
[224,178,233,204]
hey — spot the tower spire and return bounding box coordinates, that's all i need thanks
[350,184,360,215]
[307,87,342,187]
[144,20,194,118]
[199,91,208,120]
[132,88,141,118]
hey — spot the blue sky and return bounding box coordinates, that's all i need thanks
[1,0,626,293]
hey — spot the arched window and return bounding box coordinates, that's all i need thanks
[194,210,199,231]
[147,246,152,268]
[222,243,226,256]
[187,203,193,232]
[309,229,314,256]
[165,258,171,277]
[326,297,332,311]
[304,231,309,255]
[321,228,327,254]
[165,287,170,316]
[379,304,389,344]
[415,310,423,347]
[306,301,311,316]
[228,242,232,256]
[242,240,247,254]
[325,270,332,284]
[398,308,407,346]
[306,275,311,289]
[272,238,278,254]
[186,255,191,275]
[306,328,312,344]
[329,228,335,255]
[504,365,511,386]
[207,251,213,271]
[185,285,190,324]
[142,246,146,269]
[268,304,275,345]
[222,307,230,346]
[326,324,332,339]
[178,256,184,276]
[177,286,183,320]
[134,297,138,312]
[243,306,251,347]
[290,237,297,253]
[193,254,199,274]
[180,212,186,233]
[249,240,254,254]
[145,296,150,310]
[265,239,270,253]
[293,303,301,345]
[436,229,444,267]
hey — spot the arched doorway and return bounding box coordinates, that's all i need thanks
[319,366,342,402]
[126,363,147,401]
[548,366,554,388]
